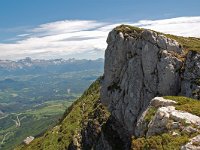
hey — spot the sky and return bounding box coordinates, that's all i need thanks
[0,0,200,60]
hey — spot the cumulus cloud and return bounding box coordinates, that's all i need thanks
[0,16,200,60]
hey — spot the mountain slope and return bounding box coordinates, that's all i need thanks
[16,25,200,150]
[15,78,110,150]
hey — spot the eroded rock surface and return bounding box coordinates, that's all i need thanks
[181,51,200,99]
[147,105,200,136]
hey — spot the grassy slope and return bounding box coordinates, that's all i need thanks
[15,78,104,150]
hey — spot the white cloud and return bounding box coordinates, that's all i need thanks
[0,16,200,60]
[133,16,200,37]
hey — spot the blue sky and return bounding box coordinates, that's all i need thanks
[1,0,200,27]
[0,0,200,60]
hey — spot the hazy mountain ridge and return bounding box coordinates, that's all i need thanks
[0,57,104,75]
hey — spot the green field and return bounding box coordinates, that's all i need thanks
[0,100,73,150]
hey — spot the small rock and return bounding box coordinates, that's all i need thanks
[172,131,179,136]
[23,136,34,145]
[170,110,200,126]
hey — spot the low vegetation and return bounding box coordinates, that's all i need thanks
[115,25,143,36]
[132,133,189,150]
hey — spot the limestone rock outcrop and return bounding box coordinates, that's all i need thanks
[101,27,184,135]
[135,97,200,138]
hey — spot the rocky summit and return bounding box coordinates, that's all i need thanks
[16,25,200,150]
[101,24,200,134]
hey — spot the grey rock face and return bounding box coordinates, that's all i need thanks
[101,28,184,134]
[181,51,200,99]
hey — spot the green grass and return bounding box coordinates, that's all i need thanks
[115,25,143,33]
[164,96,200,117]
[115,25,200,53]
[15,78,108,150]
[25,100,72,117]
[132,133,190,150]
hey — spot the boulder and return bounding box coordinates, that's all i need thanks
[150,97,177,107]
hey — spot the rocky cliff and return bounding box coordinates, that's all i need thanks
[16,25,200,150]
[100,25,200,149]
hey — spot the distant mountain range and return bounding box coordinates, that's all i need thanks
[0,57,104,75]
